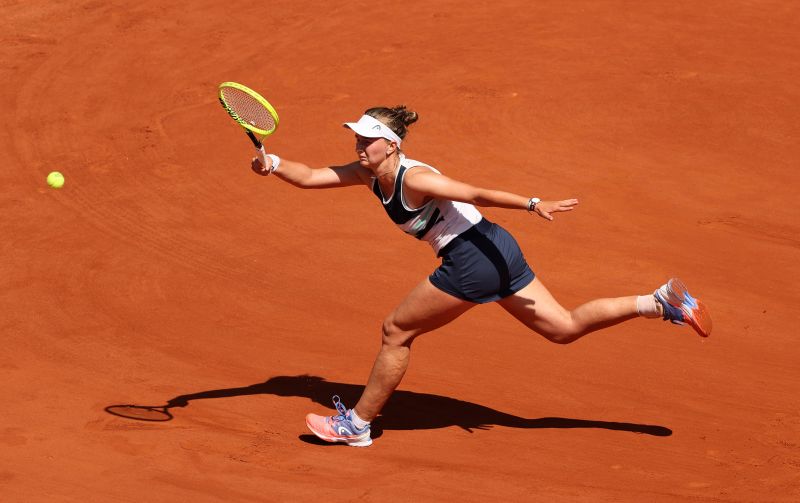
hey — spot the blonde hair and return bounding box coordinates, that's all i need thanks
[364,106,419,140]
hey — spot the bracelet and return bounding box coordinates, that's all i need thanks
[527,197,541,213]
[266,154,281,173]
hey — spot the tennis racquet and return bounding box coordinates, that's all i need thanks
[218,81,280,172]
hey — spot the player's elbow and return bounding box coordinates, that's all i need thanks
[284,169,317,188]
[470,189,494,207]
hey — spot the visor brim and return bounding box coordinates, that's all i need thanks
[343,122,384,138]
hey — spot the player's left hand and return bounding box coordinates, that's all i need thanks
[535,198,579,221]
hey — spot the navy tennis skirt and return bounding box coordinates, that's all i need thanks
[429,218,535,303]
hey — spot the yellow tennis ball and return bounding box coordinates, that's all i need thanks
[47,171,65,189]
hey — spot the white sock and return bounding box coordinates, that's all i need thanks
[636,294,662,318]
[350,409,370,429]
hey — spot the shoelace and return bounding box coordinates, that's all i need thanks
[331,395,348,420]
[660,299,686,325]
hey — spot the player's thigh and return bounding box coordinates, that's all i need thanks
[385,278,475,342]
[496,276,573,336]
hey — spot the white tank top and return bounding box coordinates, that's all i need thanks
[370,155,483,254]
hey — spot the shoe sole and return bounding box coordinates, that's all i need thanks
[665,278,712,337]
[305,417,373,447]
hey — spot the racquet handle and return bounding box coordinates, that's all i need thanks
[245,130,271,174]
[246,130,262,148]
[254,145,269,174]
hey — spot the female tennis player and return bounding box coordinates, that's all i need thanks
[251,106,712,447]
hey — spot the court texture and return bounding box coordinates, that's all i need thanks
[2,1,798,501]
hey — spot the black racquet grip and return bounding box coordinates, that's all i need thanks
[246,130,262,148]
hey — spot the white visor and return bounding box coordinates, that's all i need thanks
[343,114,402,146]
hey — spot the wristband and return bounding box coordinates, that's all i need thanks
[527,197,541,213]
[265,154,281,173]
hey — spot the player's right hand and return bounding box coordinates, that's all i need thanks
[251,155,273,176]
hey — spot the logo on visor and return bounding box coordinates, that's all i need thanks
[372,124,382,131]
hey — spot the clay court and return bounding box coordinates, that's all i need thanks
[2,1,799,501]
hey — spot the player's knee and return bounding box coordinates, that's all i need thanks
[546,331,580,345]
[381,317,415,347]
[543,316,584,344]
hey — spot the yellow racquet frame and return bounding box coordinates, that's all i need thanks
[218,81,280,138]
[218,81,280,173]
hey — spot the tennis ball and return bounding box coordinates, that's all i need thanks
[47,171,65,189]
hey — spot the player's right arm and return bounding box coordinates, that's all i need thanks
[251,156,370,188]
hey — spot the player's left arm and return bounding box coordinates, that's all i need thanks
[403,168,578,221]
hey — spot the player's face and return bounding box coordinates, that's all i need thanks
[355,134,390,166]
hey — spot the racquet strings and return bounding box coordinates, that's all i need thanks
[219,85,276,133]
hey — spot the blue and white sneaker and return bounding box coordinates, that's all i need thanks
[654,278,712,337]
[305,395,372,447]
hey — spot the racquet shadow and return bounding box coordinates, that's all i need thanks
[106,375,672,439]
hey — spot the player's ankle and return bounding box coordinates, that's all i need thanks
[350,408,370,429]
[637,295,661,318]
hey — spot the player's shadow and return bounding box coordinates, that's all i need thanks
[125,374,671,440]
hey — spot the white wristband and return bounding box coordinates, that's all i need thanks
[266,154,281,173]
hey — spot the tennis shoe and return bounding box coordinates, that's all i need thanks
[305,395,372,447]
[654,278,712,337]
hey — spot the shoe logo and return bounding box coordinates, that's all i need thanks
[337,426,352,436]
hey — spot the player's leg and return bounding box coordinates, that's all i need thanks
[305,278,474,446]
[354,278,475,421]
[498,276,711,343]
[498,277,642,344]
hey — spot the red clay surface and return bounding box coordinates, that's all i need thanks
[3,1,799,501]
